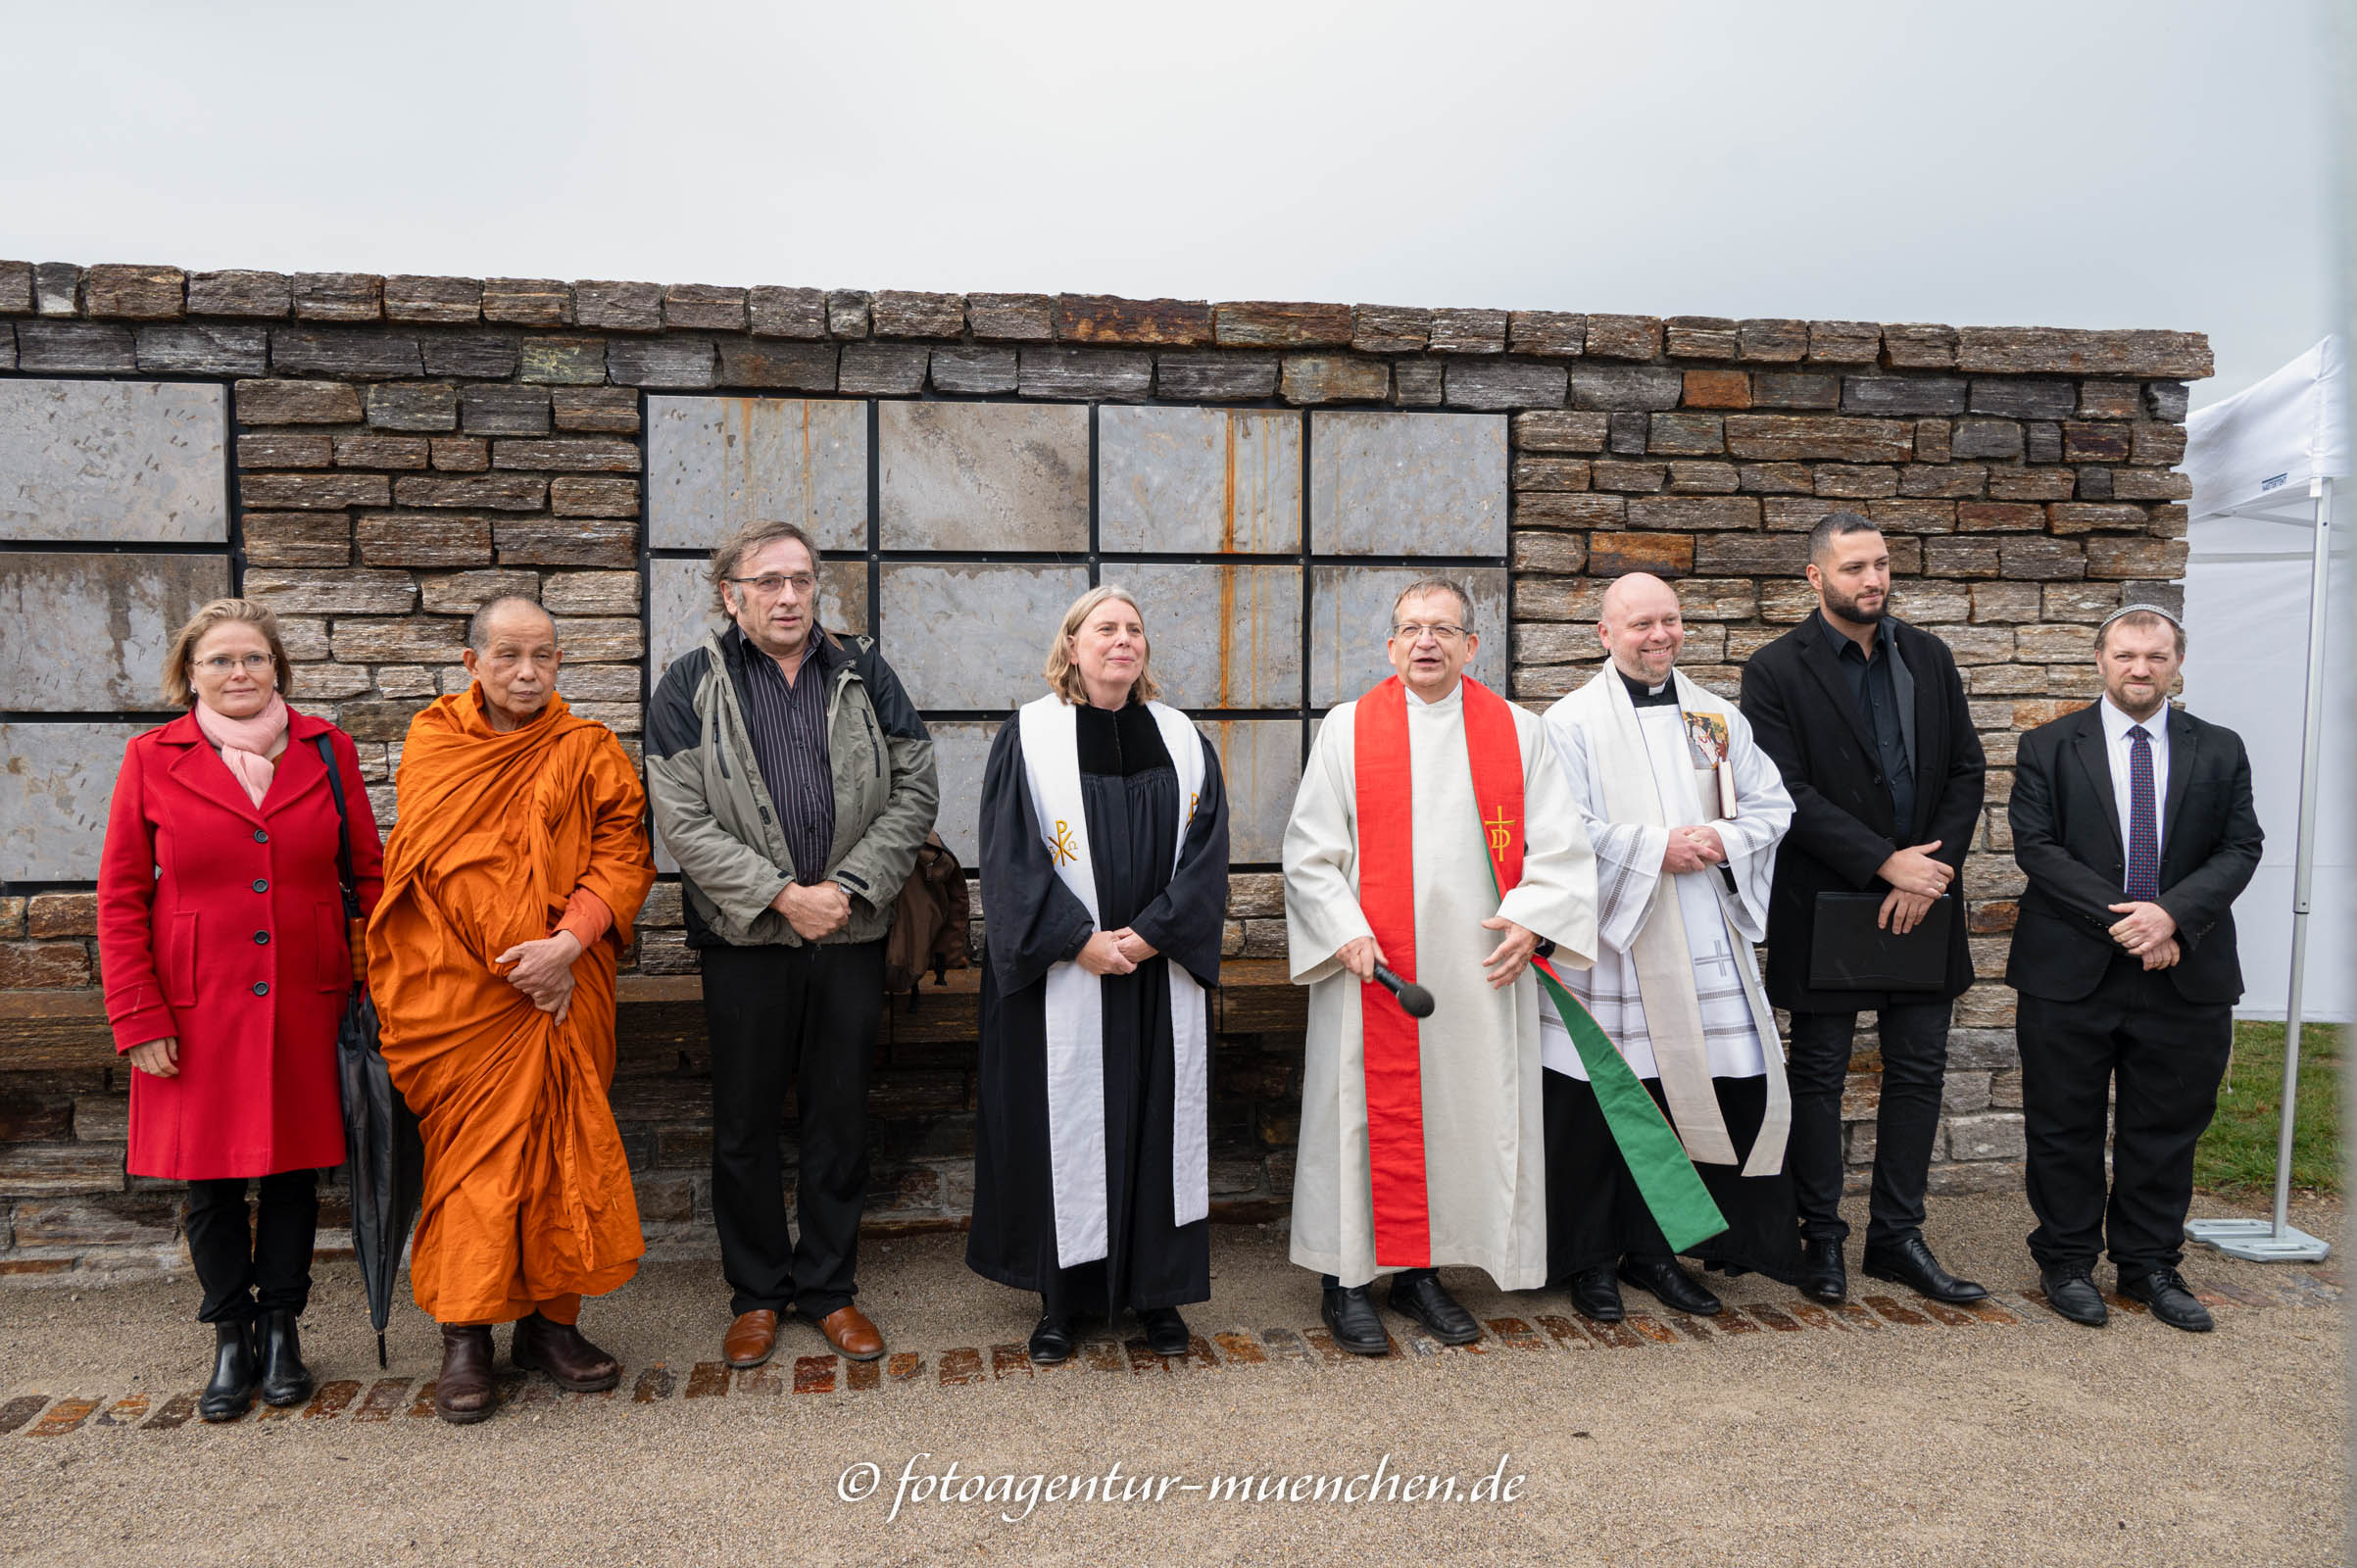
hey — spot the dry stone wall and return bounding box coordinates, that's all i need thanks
[0,260,2205,1279]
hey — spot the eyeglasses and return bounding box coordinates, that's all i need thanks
[197,654,274,674]
[1392,623,1468,643]
[727,572,818,599]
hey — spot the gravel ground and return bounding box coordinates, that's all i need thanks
[0,1188,2342,1566]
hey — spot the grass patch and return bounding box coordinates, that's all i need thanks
[2192,1021,2343,1198]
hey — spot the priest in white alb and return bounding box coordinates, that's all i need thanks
[1542,572,1798,1325]
[1285,578,1653,1356]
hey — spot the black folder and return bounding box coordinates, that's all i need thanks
[1807,892,1953,992]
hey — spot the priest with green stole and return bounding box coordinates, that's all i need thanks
[1284,578,1719,1355]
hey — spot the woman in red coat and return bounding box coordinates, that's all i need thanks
[96,599,383,1422]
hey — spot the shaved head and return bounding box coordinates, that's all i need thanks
[467,595,555,654]
[1598,571,1679,628]
[1596,571,1685,684]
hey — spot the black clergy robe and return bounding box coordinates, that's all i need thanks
[967,701,1229,1318]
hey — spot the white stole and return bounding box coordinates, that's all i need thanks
[1566,667,1792,1176]
[1016,693,1209,1269]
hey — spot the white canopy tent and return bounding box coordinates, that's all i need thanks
[2178,334,2347,1262]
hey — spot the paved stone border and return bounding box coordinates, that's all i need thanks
[3,1270,2338,1437]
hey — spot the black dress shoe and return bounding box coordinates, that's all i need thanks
[1798,1238,1847,1304]
[2118,1266,2214,1333]
[1568,1264,1625,1323]
[1320,1285,1391,1355]
[1861,1233,1989,1303]
[1386,1271,1480,1346]
[2038,1266,2108,1327]
[1619,1254,1723,1316]
[1027,1314,1075,1365]
[199,1320,258,1423]
[433,1324,498,1425]
[256,1307,314,1407]
[1139,1306,1191,1357]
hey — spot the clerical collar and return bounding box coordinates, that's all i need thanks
[1617,667,1678,708]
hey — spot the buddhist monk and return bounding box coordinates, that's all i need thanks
[368,596,657,1424]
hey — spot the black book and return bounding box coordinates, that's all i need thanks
[1808,892,1953,992]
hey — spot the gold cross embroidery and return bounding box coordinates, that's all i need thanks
[1485,808,1514,858]
[1051,819,1080,865]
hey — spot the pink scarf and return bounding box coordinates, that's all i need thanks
[193,693,290,808]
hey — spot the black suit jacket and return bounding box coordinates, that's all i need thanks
[2005,704,2262,1004]
[1741,612,1987,1010]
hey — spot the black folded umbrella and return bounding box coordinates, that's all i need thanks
[336,990,422,1369]
[315,735,423,1369]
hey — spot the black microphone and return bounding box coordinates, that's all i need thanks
[1370,962,1435,1018]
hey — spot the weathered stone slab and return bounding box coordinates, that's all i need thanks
[608,337,716,389]
[647,556,868,688]
[364,382,458,432]
[186,270,290,318]
[270,329,423,378]
[1154,353,1279,401]
[1017,348,1154,400]
[382,275,481,324]
[1199,720,1303,862]
[878,401,1088,552]
[0,723,148,880]
[646,395,867,552]
[15,322,136,372]
[1057,296,1212,346]
[1445,362,1567,411]
[871,290,965,338]
[748,285,827,338]
[518,337,608,384]
[923,721,998,865]
[1099,406,1302,554]
[878,563,1091,708]
[422,335,519,379]
[928,347,1017,395]
[1118,563,1303,709]
[481,277,572,326]
[292,273,381,321]
[965,292,1055,341]
[134,323,268,375]
[1308,566,1509,706]
[0,554,230,710]
[837,344,929,396]
[1215,301,1353,348]
[1508,311,1587,357]
[1281,356,1389,404]
[1308,411,1506,557]
[715,338,838,391]
[663,283,746,332]
[0,379,227,541]
[574,279,663,332]
[826,289,872,338]
[1954,327,2212,378]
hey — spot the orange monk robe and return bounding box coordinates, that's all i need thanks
[368,687,658,1325]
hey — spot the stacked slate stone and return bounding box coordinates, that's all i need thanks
[0,260,2206,1273]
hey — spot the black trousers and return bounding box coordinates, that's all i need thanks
[701,939,884,1320]
[1787,1001,1951,1250]
[2018,956,2232,1276]
[183,1168,319,1325]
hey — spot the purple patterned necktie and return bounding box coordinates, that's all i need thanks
[2125,724,2159,903]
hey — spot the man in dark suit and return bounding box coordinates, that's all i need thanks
[2007,606,2261,1331]
[1741,512,1989,1307]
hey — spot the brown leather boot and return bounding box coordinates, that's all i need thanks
[433,1324,497,1425]
[512,1311,621,1392]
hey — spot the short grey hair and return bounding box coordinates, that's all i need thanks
[466,595,554,653]
[1388,577,1476,633]
[1806,510,1882,565]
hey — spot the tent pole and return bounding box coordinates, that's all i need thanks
[2273,475,2335,1236]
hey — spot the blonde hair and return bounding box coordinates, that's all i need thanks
[1044,584,1159,706]
[161,599,295,710]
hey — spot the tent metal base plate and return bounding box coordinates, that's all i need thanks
[2185,1218,2332,1263]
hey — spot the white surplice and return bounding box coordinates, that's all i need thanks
[1538,669,1792,1105]
[1281,681,1598,1291]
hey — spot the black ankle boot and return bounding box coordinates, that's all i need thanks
[257,1308,314,1406]
[199,1320,257,1423]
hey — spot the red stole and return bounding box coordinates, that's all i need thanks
[1352,674,1527,1267]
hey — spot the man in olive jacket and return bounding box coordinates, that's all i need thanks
[1740,512,1987,1309]
[647,519,939,1370]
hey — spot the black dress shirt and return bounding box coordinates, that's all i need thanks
[741,634,838,882]
[1820,615,1914,834]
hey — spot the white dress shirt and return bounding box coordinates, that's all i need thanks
[2097,695,2171,862]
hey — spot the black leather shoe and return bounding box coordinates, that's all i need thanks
[1798,1238,1847,1304]
[1139,1306,1191,1357]
[433,1324,498,1425]
[1568,1264,1625,1323]
[1861,1234,1989,1303]
[256,1308,314,1407]
[2118,1266,2214,1333]
[199,1320,257,1423]
[1027,1314,1075,1365]
[1386,1271,1480,1346]
[2038,1265,2109,1327]
[1619,1254,1723,1316]
[1320,1285,1391,1355]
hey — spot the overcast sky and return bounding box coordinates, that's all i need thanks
[2,1,2336,404]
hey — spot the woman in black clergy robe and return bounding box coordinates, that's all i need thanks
[968,584,1229,1363]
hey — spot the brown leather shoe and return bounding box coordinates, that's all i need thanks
[433,1324,497,1425]
[816,1304,885,1361]
[723,1309,780,1369]
[512,1311,621,1393]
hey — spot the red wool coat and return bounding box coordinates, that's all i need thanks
[96,710,384,1180]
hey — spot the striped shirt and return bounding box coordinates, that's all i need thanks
[741,639,836,882]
